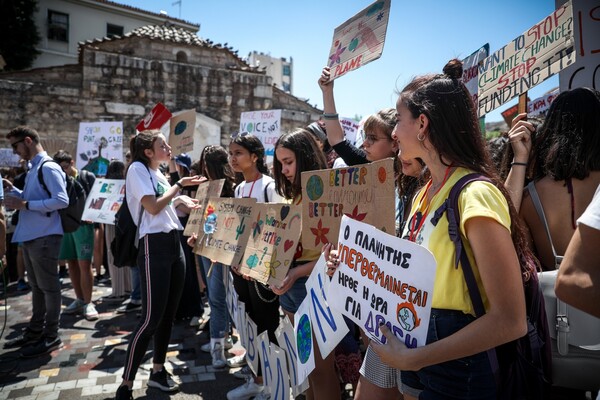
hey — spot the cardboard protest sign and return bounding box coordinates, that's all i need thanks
[0,149,21,167]
[306,255,349,358]
[528,88,560,117]
[183,179,225,236]
[327,0,391,81]
[327,216,436,347]
[301,158,395,252]
[77,122,124,176]
[81,179,125,224]
[239,110,282,157]
[339,117,360,145]
[196,197,257,266]
[136,102,172,132]
[169,109,195,155]
[478,1,575,116]
[239,203,302,287]
[293,298,315,387]
[558,0,600,91]
[270,345,291,400]
[462,44,489,116]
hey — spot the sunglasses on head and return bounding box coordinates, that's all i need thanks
[230,131,250,139]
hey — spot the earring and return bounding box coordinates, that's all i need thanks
[417,133,425,142]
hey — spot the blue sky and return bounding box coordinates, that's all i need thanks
[116,0,558,123]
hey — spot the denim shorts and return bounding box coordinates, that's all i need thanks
[400,309,497,400]
[279,276,308,314]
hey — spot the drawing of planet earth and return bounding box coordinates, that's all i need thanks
[296,314,312,363]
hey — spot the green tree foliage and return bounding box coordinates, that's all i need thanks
[0,0,41,71]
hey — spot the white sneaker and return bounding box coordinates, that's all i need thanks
[211,342,227,369]
[226,377,264,400]
[63,299,85,315]
[84,303,99,321]
[201,336,233,353]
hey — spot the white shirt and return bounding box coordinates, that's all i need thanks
[234,175,283,203]
[578,184,600,230]
[126,162,182,239]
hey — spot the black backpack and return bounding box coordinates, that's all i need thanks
[111,191,141,268]
[38,160,87,233]
[431,173,553,399]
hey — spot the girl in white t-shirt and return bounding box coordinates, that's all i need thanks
[115,130,200,400]
[226,133,284,400]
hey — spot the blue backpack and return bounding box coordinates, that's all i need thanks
[431,173,553,399]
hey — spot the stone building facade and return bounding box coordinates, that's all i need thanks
[0,24,322,160]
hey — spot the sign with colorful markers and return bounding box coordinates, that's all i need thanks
[183,179,225,236]
[81,179,125,224]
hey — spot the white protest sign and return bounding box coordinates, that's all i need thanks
[306,255,349,358]
[478,1,575,116]
[245,314,260,376]
[558,0,600,90]
[81,179,125,224]
[270,345,291,400]
[236,301,247,352]
[528,88,560,117]
[0,149,21,167]
[339,117,360,145]
[258,331,274,394]
[275,316,301,391]
[327,216,436,347]
[240,110,282,157]
[77,121,123,176]
[462,44,489,116]
[327,0,391,81]
[294,298,316,386]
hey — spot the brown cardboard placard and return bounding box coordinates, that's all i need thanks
[169,109,195,155]
[239,203,302,287]
[183,179,225,237]
[300,158,395,252]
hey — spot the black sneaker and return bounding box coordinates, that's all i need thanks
[147,368,179,392]
[3,328,43,349]
[116,301,142,314]
[20,336,62,358]
[114,384,133,400]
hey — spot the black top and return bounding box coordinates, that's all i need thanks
[332,140,368,166]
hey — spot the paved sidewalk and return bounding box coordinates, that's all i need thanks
[0,278,246,400]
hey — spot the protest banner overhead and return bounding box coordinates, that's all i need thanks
[239,110,282,157]
[169,109,196,155]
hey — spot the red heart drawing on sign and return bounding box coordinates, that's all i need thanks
[284,240,294,252]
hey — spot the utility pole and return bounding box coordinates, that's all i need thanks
[172,0,182,18]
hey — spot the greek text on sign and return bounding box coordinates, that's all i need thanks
[478,1,575,116]
[327,216,436,347]
[327,0,391,81]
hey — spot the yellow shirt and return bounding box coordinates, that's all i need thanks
[403,168,511,316]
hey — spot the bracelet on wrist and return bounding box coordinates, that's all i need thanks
[322,113,339,120]
[511,161,528,167]
[175,181,183,189]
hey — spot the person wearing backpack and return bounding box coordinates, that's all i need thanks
[53,150,98,321]
[115,130,201,400]
[365,60,537,399]
[3,126,69,358]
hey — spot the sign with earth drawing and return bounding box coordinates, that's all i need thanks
[300,158,395,252]
[327,0,391,81]
[183,179,225,236]
[77,121,123,177]
[169,109,196,155]
[239,203,302,287]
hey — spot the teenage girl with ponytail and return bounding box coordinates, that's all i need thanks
[115,130,201,400]
[368,60,531,399]
[226,133,284,400]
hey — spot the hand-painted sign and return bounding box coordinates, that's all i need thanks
[77,121,123,176]
[169,109,195,155]
[239,203,302,287]
[478,1,575,116]
[196,197,257,266]
[327,0,391,81]
[239,110,282,157]
[462,44,490,116]
[183,179,225,236]
[300,158,395,252]
[327,216,436,347]
[81,179,125,224]
[294,298,316,387]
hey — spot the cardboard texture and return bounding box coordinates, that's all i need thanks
[183,179,225,236]
[169,109,196,155]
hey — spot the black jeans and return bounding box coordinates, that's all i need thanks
[122,230,185,381]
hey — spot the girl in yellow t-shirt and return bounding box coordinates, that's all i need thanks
[370,59,534,400]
